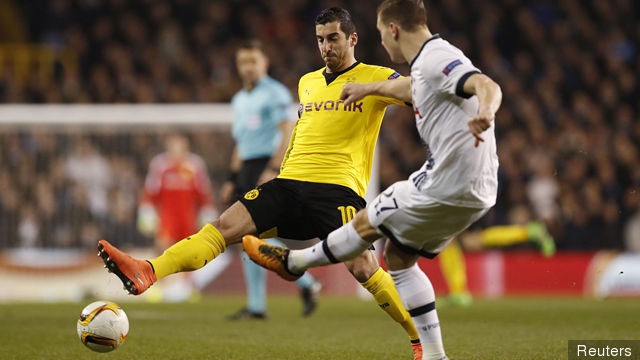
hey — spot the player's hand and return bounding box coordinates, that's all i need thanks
[340,83,371,107]
[221,181,235,204]
[257,168,278,186]
[468,111,494,147]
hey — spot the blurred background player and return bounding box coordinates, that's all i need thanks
[138,133,227,302]
[221,39,321,319]
[438,221,555,306]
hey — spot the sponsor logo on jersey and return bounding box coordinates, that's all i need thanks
[442,59,462,75]
[301,100,363,114]
[244,189,260,200]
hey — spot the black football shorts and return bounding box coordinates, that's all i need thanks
[239,178,366,240]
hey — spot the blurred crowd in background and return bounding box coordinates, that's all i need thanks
[0,132,234,249]
[0,0,639,251]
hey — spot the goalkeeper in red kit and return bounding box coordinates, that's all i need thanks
[137,133,226,301]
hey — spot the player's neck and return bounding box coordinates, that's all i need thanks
[401,27,433,64]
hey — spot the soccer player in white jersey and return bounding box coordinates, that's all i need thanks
[243,0,502,359]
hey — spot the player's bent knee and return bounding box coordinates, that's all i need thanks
[383,240,419,271]
[211,201,257,245]
[344,250,380,282]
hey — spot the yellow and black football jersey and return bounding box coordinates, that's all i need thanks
[279,62,406,197]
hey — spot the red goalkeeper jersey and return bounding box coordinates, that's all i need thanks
[142,153,214,242]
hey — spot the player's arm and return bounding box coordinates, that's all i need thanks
[221,147,242,204]
[340,76,412,106]
[462,73,502,147]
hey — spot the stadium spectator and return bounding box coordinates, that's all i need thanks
[65,138,112,219]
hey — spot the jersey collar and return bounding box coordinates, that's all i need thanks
[410,34,441,68]
[322,61,360,86]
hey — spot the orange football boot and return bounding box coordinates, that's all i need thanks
[98,240,157,295]
[242,235,302,281]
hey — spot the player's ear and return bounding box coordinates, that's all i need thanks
[390,23,399,40]
[349,32,358,47]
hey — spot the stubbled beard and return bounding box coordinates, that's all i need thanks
[324,58,340,72]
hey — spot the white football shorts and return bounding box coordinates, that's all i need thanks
[368,180,490,258]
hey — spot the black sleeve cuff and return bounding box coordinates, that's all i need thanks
[455,70,481,99]
[404,101,413,107]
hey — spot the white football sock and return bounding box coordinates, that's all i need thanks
[288,222,370,273]
[389,264,446,360]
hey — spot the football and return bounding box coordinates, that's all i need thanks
[76,301,129,353]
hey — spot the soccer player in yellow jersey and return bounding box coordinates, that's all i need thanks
[98,7,423,359]
[439,221,555,306]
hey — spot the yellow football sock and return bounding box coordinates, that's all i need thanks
[149,224,226,279]
[439,241,468,295]
[361,267,419,342]
[481,225,528,247]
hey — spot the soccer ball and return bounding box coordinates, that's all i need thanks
[76,301,129,352]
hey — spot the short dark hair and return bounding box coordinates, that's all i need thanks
[315,7,356,36]
[377,0,427,31]
[237,39,266,55]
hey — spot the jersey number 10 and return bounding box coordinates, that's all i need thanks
[338,206,358,225]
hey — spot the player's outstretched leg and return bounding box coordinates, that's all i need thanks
[242,235,302,281]
[98,240,157,295]
[99,223,226,295]
[470,222,556,257]
[243,212,376,279]
[100,201,255,294]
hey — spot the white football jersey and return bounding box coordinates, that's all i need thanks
[409,35,498,208]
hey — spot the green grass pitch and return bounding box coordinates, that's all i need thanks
[1,296,637,359]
